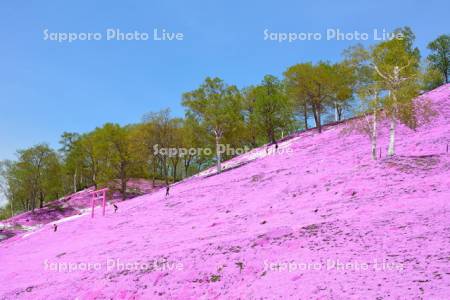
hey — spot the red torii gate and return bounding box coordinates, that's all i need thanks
[89,188,108,218]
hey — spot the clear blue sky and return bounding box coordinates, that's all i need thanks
[0,0,449,161]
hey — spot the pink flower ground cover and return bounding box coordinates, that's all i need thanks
[0,85,449,299]
[1,179,163,232]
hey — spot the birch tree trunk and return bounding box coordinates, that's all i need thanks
[371,110,378,160]
[388,93,398,157]
[73,168,77,193]
[215,133,222,173]
[303,102,308,129]
[388,117,396,156]
[334,101,339,122]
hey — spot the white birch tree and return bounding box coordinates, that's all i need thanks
[370,27,421,156]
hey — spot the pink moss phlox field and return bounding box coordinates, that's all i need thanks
[0,179,163,237]
[0,85,449,299]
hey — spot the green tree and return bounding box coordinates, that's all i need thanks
[427,34,450,84]
[421,66,445,91]
[77,132,102,189]
[284,64,311,129]
[5,144,64,211]
[181,115,211,176]
[142,109,174,185]
[96,123,134,199]
[182,77,243,173]
[284,62,341,133]
[252,75,294,144]
[329,62,356,121]
[167,118,184,182]
[371,27,421,156]
[343,44,384,160]
[59,132,83,193]
[241,86,262,146]
[0,161,14,217]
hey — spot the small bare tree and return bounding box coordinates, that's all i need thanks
[360,87,384,160]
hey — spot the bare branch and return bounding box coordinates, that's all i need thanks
[372,64,389,81]
[398,60,411,73]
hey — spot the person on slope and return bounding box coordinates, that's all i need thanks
[266,141,279,154]
[166,185,170,197]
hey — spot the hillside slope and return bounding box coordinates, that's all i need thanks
[0,179,165,241]
[1,84,449,299]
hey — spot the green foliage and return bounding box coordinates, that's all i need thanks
[182,77,244,172]
[371,27,421,118]
[427,34,450,84]
[181,115,210,174]
[241,85,264,145]
[95,123,134,198]
[142,109,177,184]
[371,27,420,81]
[421,66,445,91]
[344,27,425,157]
[0,208,11,220]
[252,75,295,143]
[1,144,63,212]
[182,77,244,140]
[284,60,355,131]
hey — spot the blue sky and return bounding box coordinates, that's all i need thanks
[0,0,449,161]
